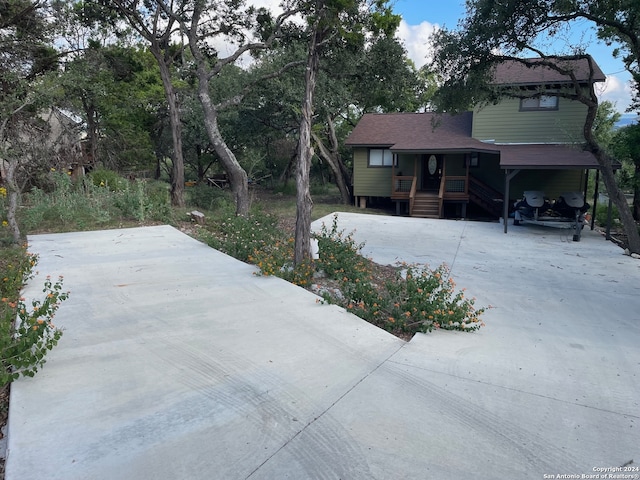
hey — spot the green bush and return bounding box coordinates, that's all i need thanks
[1,248,69,386]
[595,202,619,226]
[89,168,127,191]
[247,213,488,336]
[22,173,115,231]
[312,215,486,335]
[22,173,173,229]
[196,209,282,263]
[187,184,230,211]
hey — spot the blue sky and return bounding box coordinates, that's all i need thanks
[390,0,635,114]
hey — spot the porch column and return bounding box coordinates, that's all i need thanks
[503,169,520,234]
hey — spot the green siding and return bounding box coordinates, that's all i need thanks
[472,98,587,144]
[353,148,392,196]
[509,170,585,202]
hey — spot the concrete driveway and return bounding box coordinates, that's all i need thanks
[6,216,640,479]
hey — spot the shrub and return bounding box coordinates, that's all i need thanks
[188,184,230,211]
[89,168,127,191]
[0,248,69,386]
[22,173,115,231]
[245,214,488,336]
[196,209,282,263]
[595,202,619,227]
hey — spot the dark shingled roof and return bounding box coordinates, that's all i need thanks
[345,112,601,169]
[345,112,499,153]
[498,144,599,169]
[491,56,606,86]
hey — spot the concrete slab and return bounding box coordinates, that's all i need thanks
[6,217,640,479]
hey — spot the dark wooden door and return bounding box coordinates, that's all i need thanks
[422,154,442,191]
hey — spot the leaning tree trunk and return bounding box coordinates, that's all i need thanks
[584,101,640,253]
[311,130,350,204]
[153,48,185,208]
[195,76,250,216]
[294,25,322,266]
[634,162,640,221]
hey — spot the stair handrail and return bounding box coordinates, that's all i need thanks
[468,176,503,216]
[409,176,417,215]
[438,175,446,218]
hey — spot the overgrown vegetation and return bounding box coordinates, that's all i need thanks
[20,171,174,233]
[197,212,488,337]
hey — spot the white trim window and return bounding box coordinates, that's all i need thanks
[368,148,394,167]
[520,95,558,111]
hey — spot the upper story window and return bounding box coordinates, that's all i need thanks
[368,148,395,167]
[520,95,558,111]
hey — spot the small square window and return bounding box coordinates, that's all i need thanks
[368,148,394,167]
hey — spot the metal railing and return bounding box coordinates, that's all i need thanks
[391,175,414,199]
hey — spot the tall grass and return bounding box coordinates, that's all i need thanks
[21,171,174,232]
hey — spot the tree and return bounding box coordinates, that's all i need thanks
[292,0,400,265]
[0,0,59,243]
[430,0,640,254]
[611,123,640,219]
[58,42,162,173]
[311,35,433,204]
[548,1,640,112]
[98,0,189,206]
[177,0,300,216]
[593,100,622,147]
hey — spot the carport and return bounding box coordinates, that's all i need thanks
[498,143,607,234]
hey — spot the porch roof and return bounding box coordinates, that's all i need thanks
[497,144,600,169]
[345,112,498,153]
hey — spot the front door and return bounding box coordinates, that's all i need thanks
[422,154,442,192]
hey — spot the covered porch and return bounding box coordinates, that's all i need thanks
[390,150,501,219]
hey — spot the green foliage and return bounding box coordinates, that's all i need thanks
[196,209,283,263]
[22,172,114,230]
[22,171,173,231]
[113,179,173,223]
[313,215,487,335]
[1,249,69,386]
[0,186,10,246]
[187,184,231,211]
[89,168,127,191]
[596,202,620,226]
[247,213,487,336]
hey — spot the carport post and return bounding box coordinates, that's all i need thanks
[503,169,520,233]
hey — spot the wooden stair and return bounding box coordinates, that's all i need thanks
[468,176,503,218]
[411,192,440,218]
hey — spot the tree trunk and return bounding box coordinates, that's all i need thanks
[195,74,250,216]
[583,98,640,253]
[82,98,99,168]
[5,158,21,244]
[152,47,185,208]
[311,127,351,205]
[294,25,321,266]
[634,162,640,221]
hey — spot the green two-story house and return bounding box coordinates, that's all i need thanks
[345,56,605,220]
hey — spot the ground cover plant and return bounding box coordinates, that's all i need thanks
[0,247,69,386]
[198,211,488,337]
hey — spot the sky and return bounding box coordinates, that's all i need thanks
[391,0,635,116]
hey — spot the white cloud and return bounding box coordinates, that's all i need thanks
[395,19,439,69]
[597,74,633,112]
